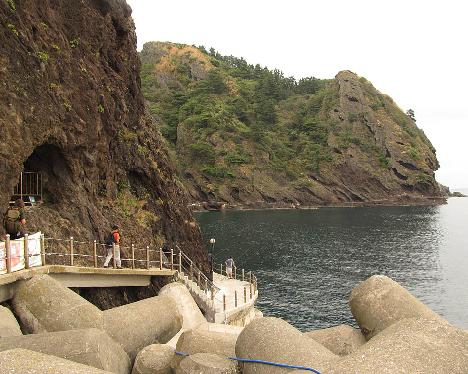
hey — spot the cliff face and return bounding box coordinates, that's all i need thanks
[140,42,444,208]
[0,1,207,269]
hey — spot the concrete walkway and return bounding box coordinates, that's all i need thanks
[211,272,258,325]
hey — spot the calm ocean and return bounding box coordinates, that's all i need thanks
[196,197,468,331]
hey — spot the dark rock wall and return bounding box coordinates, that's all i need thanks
[0,0,208,271]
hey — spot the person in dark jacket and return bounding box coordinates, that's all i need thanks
[3,199,26,240]
[103,225,122,268]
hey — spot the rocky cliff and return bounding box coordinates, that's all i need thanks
[140,42,444,208]
[0,1,207,269]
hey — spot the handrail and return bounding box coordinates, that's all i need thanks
[1,234,259,317]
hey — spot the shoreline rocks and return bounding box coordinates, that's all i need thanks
[236,317,337,374]
[0,328,131,374]
[304,324,366,356]
[0,348,114,373]
[12,274,103,334]
[0,305,22,337]
[349,275,444,339]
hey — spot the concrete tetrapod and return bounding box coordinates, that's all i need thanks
[235,317,337,374]
[132,344,175,374]
[176,352,237,374]
[11,274,103,333]
[325,318,468,373]
[349,275,444,339]
[0,328,131,374]
[0,305,22,337]
[159,282,206,330]
[103,295,182,361]
[176,327,238,357]
[304,324,366,356]
[0,348,114,374]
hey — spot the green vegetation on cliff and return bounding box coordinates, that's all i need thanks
[140,42,440,205]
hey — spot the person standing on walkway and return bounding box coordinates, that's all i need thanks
[103,225,122,269]
[225,257,235,279]
[3,199,26,240]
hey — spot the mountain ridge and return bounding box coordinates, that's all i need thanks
[140,41,444,209]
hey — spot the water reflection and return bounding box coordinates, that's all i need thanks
[196,199,468,331]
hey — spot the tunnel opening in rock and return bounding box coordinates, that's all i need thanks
[22,144,72,205]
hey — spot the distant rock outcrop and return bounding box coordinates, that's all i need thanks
[140,43,445,208]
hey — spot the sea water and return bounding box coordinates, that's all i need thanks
[196,197,468,331]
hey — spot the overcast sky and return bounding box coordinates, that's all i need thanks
[127,0,467,188]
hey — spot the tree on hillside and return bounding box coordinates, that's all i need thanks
[406,109,416,122]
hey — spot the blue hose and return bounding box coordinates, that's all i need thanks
[174,351,321,373]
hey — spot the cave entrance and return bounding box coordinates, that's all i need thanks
[11,171,43,205]
[12,144,71,205]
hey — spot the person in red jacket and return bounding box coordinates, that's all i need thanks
[103,225,122,268]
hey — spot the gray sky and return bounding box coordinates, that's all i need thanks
[127,0,467,188]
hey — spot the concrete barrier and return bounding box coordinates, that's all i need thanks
[0,305,22,337]
[236,317,337,374]
[326,318,468,373]
[304,324,366,356]
[176,352,237,374]
[159,282,206,330]
[176,328,237,357]
[0,328,130,374]
[0,348,114,373]
[132,344,174,374]
[349,275,444,339]
[12,274,102,333]
[103,295,182,361]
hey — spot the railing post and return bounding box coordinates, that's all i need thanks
[190,262,193,280]
[223,294,226,311]
[211,286,215,303]
[244,286,247,303]
[69,237,74,266]
[220,263,223,276]
[234,266,237,279]
[23,234,29,269]
[197,269,201,286]
[249,271,252,284]
[204,277,207,293]
[170,249,174,270]
[159,247,163,270]
[178,250,182,272]
[234,290,238,307]
[242,269,245,281]
[5,234,11,273]
[146,246,150,269]
[250,283,252,299]
[131,244,135,269]
[93,240,97,268]
[112,243,116,269]
[40,234,45,266]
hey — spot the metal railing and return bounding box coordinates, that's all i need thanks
[12,172,43,202]
[0,234,258,315]
[216,262,258,312]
